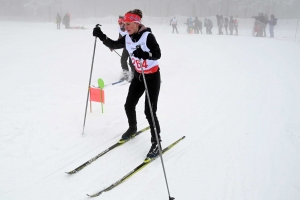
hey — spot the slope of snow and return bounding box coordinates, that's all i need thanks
[0,19,300,200]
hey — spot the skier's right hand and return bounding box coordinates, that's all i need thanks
[93,25,106,41]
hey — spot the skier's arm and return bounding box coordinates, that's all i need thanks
[102,36,125,49]
[92,26,125,49]
[146,33,161,60]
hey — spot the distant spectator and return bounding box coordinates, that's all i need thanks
[263,14,269,37]
[251,13,265,37]
[224,16,229,35]
[218,15,224,35]
[216,14,220,29]
[268,14,278,38]
[63,12,70,29]
[170,16,179,34]
[229,16,234,35]
[194,17,202,34]
[233,15,239,35]
[186,17,194,34]
[56,13,61,29]
[204,18,213,34]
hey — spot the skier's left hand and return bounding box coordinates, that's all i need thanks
[132,48,149,60]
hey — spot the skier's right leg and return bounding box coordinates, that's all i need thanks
[122,77,145,139]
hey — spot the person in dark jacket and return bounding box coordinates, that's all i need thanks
[93,9,162,160]
[204,18,213,34]
[252,13,265,37]
[56,13,61,29]
[268,14,277,38]
[194,17,202,34]
[62,12,70,29]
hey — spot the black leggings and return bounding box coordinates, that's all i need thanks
[124,71,161,140]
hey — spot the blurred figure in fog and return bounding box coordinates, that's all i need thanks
[185,17,194,34]
[63,12,70,29]
[56,13,61,29]
[224,16,229,35]
[229,16,234,35]
[252,13,265,37]
[194,17,202,34]
[204,18,213,34]
[233,15,239,35]
[263,14,269,37]
[218,15,224,35]
[268,14,278,38]
[170,16,179,34]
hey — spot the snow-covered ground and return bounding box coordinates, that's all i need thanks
[0,18,300,200]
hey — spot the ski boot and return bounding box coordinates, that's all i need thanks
[119,126,137,143]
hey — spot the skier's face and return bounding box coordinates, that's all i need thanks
[124,22,139,35]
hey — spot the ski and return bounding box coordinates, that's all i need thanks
[92,80,127,89]
[86,136,185,198]
[105,80,125,87]
[65,126,150,175]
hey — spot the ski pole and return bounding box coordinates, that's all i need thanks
[113,49,122,57]
[82,24,101,135]
[295,19,299,42]
[112,49,133,67]
[136,45,174,200]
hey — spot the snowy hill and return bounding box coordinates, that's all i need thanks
[0,20,300,200]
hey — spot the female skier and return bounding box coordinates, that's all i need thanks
[93,9,162,159]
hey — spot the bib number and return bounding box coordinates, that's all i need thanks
[132,58,148,69]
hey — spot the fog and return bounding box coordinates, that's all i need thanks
[1,0,300,22]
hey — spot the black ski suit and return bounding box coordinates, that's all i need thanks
[99,25,161,141]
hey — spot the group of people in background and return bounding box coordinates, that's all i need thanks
[170,14,277,38]
[252,13,278,38]
[56,12,71,29]
[216,14,239,35]
[178,15,239,35]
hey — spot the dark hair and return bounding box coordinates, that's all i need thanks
[127,9,143,18]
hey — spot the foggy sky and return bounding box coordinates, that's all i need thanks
[0,0,300,22]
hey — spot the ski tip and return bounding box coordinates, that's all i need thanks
[87,194,95,197]
[87,193,100,198]
[65,171,75,175]
[182,136,186,139]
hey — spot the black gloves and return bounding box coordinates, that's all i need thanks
[133,47,149,60]
[93,25,106,41]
